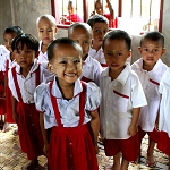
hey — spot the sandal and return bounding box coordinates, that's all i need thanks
[2,122,10,133]
[24,160,38,170]
[146,155,156,168]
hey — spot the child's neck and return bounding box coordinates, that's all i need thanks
[41,43,49,53]
[58,79,75,100]
[20,64,33,77]
[143,61,156,71]
[92,44,101,52]
[109,66,125,81]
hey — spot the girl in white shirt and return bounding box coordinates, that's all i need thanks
[34,39,101,170]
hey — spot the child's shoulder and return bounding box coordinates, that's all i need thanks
[35,82,50,95]
[131,58,143,70]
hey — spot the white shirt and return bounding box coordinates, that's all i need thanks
[100,65,147,139]
[34,77,101,129]
[159,68,170,137]
[131,58,168,131]
[37,41,48,63]
[0,45,10,71]
[88,47,106,64]
[8,59,54,103]
[80,56,103,86]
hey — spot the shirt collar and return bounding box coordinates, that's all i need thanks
[84,55,93,67]
[52,77,83,99]
[101,65,131,85]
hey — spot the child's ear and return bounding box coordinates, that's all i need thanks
[138,47,142,54]
[128,50,131,58]
[161,48,166,56]
[55,27,58,33]
[48,63,53,73]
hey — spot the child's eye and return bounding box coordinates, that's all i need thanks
[144,49,148,52]
[106,52,112,56]
[84,41,88,44]
[26,50,32,53]
[153,49,159,52]
[117,53,122,56]
[48,30,52,32]
[74,59,80,64]
[95,30,100,33]
[59,60,67,65]
[40,30,44,33]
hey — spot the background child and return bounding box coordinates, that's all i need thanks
[87,14,109,65]
[68,22,103,86]
[2,26,23,133]
[157,68,170,170]
[34,39,101,170]
[8,33,44,169]
[36,14,57,63]
[100,30,147,170]
[131,31,167,168]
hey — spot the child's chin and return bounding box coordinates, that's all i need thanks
[65,77,78,84]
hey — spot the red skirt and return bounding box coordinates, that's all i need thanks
[49,124,99,170]
[6,85,15,123]
[17,102,44,160]
[157,131,170,156]
[0,71,6,115]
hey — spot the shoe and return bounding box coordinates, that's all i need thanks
[2,122,10,133]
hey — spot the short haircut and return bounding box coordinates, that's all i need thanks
[11,33,38,52]
[87,14,109,28]
[102,30,131,50]
[3,26,23,36]
[36,14,55,28]
[68,0,75,8]
[139,31,164,48]
[68,23,92,39]
[48,39,83,61]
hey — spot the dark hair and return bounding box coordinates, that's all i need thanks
[87,14,109,28]
[94,0,102,8]
[140,31,164,48]
[48,39,83,61]
[68,23,92,39]
[102,30,131,50]
[11,33,38,52]
[3,26,23,35]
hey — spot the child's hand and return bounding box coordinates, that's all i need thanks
[3,92,6,100]
[98,133,104,143]
[155,119,159,131]
[128,124,137,136]
[12,111,19,123]
[44,143,49,157]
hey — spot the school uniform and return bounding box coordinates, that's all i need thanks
[100,65,147,161]
[8,59,44,160]
[37,41,48,63]
[131,58,168,143]
[88,47,106,65]
[34,77,101,170]
[0,45,9,115]
[157,68,170,155]
[80,55,103,86]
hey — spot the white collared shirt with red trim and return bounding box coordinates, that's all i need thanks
[80,55,103,86]
[159,68,170,136]
[100,65,147,139]
[88,47,106,64]
[131,58,168,132]
[0,45,10,71]
[37,41,48,63]
[34,77,101,128]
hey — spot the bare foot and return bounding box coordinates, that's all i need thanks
[146,154,156,168]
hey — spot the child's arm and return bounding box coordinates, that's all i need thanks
[12,96,18,122]
[3,72,7,99]
[128,107,140,136]
[155,95,161,130]
[90,109,100,154]
[40,112,49,156]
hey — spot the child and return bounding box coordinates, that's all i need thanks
[157,68,170,170]
[131,31,167,167]
[68,22,103,86]
[87,14,109,65]
[2,26,23,132]
[34,39,101,170]
[36,14,57,63]
[8,33,44,169]
[100,30,147,170]
[0,44,9,130]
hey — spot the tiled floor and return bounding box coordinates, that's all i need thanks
[0,124,169,170]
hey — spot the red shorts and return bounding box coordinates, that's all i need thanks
[157,132,170,156]
[138,126,159,143]
[104,134,139,162]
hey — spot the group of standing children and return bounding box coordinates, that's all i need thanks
[1,12,170,170]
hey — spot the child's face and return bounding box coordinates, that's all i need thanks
[138,40,165,65]
[3,32,16,52]
[48,44,83,84]
[92,22,109,47]
[95,2,103,15]
[15,43,35,68]
[103,39,130,70]
[36,18,55,45]
[69,27,92,60]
